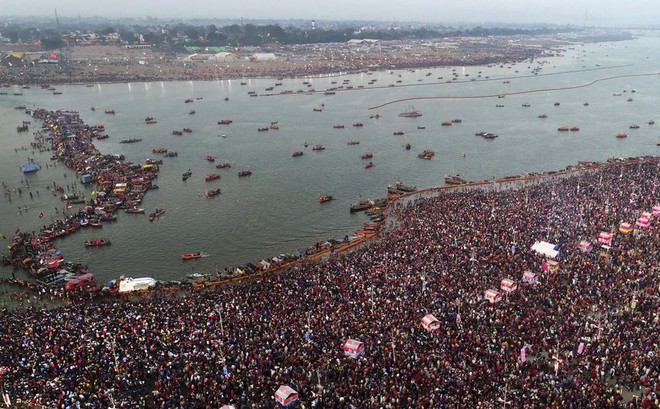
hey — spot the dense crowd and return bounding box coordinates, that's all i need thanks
[0,157,658,408]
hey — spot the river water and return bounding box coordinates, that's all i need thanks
[1,35,659,283]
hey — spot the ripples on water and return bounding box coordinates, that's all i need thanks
[1,37,659,283]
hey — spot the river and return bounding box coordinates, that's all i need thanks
[1,34,659,284]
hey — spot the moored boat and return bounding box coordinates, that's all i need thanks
[181,252,202,261]
[125,207,145,214]
[84,239,111,247]
[445,174,469,185]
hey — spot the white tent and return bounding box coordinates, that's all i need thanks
[531,241,559,259]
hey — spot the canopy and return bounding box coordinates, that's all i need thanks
[531,241,558,259]
[21,163,39,173]
[618,222,633,234]
[484,289,502,304]
[636,216,650,228]
[500,278,517,293]
[118,277,157,292]
[522,271,538,284]
[220,406,236,409]
[420,314,440,332]
[578,240,593,252]
[343,339,365,358]
[274,385,299,406]
[653,205,660,216]
[598,231,613,246]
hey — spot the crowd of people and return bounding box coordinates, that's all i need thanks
[0,154,657,408]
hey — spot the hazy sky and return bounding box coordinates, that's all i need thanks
[2,0,659,26]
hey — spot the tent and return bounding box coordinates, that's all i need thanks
[597,231,613,246]
[636,216,650,228]
[118,277,157,292]
[420,314,440,332]
[522,271,538,285]
[578,240,593,252]
[500,278,517,293]
[343,339,365,358]
[619,222,633,234]
[531,241,559,259]
[21,163,38,173]
[653,205,660,216]
[274,385,298,407]
[484,289,502,304]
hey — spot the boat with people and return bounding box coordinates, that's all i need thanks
[398,106,422,117]
[616,133,628,138]
[347,141,360,145]
[205,173,220,182]
[189,110,196,115]
[152,147,168,153]
[395,182,417,192]
[182,170,192,181]
[172,130,183,135]
[146,158,163,165]
[417,126,426,130]
[238,169,252,177]
[125,207,145,214]
[181,252,202,261]
[441,121,452,126]
[353,122,364,127]
[258,127,269,132]
[538,114,548,119]
[350,199,374,212]
[522,103,531,107]
[206,155,215,162]
[333,124,345,129]
[146,119,157,124]
[84,239,111,247]
[361,153,373,159]
[185,273,211,283]
[165,152,178,157]
[206,189,221,198]
[313,108,323,112]
[120,138,142,144]
[570,127,580,132]
[183,128,192,133]
[104,109,115,114]
[148,208,166,221]
[648,120,655,125]
[184,98,193,103]
[482,133,498,139]
[215,162,232,169]
[629,124,640,129]
[319,195,334,203]
[292,151,304,157]
[393,131,405,136]
[312,145,325,151]
[218,119,233,125]
[418,150,435,159]
[364,162,374,169]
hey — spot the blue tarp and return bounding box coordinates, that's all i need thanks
[21,163,38,173]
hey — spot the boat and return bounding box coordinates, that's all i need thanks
[189,110,196,115]
[238,169,252,177]
[182,170,192,181]
[538,114,548,119]
[616,133,628,138]
[445,175,469,185]
[206,155,215,162]
[417,126,426,129]
[482,133,498,139]
[313,108,323,112]
[495,104,505,108]
[353,122,364,127]
[365,162,374,169]
[257,127,269,132]
[405,143,411,150]
[183,128,192,133]
[184,98,193,103]
[648,120,655,125]
[21,163,39,173]
[570,127,580,132]
[292,151,304,157]
[629,124,640,129]
[583,102,589,106]
[153,147,168,153]
[270,123,279,130]
[205,173,220,182]
[144,117,154,122]
[88,219,102,228]
[224,97,229,101]
[418,150,435,160]
[172,130,183,135]
[333,125,345,129]
[206,189,221,197]
[118,277,157,292]
[521,103,531,107]
[361,153,373,159]
[347,141,360,145]
[215,162,232,169]
[554,102,560,106]
[451,118,463,123]
[146,158,163,165]
[181,252,202,261]
[398,106,422,117]
[125,207,145,214]
[557,127,570,132]
[350,199,373,212]
[393,131,405,136]
[441,121,452,126]
[218,119,233,125]
[120,138,142,144]
[148,208,166,221]
[319,195,334,203]
[104,109,115,114]
[85,239,111,247]
[394,182,417,192]
[165,152,178,157]
[312,145,325,151]
[186,273,211,283]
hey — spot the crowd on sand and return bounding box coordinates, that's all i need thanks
[0,156,658,408]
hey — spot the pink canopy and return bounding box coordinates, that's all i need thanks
[420,314,440,332]
[578,240,593,252]
[343,339,365,358]
[653,205,660,216]
[619,222,633,234]
[636,216,650,228]
[484,289,502,304]
[522,271,538,284]
[598,231,613,245]
[274,385,299,406]
[500,278,517,293]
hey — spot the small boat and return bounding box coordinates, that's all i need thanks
[583,102,589,106]
[172,130,183,135]
[353,122,364,127]
[482,133,498,139]
[361,153,373,159]
[570,127,580,132]
[238,169,252,177]
[270,123,279,130]
[450,118,462,123]
[538,114,548,119]
[206,189,221,198]
[215,162,232,169]
[184,98,193,103]
[417,126,426,129]
[313,108,323,112]
[405,143,411,150]
[629,124,640,129]
[205,173,220,182]
[206,155,215,162]
[153,147,168,153]
[648,120,655,125]
[125,207,145,214]
[394,182,417,192]
[365,162,374,169]
[557,127,570,132]
[85,239,111,247]
[495,104,505,108]
[186,273,211,282]
[225,97,230,101]
[350,200,373,212]
[148,209,166,221]
[445,175,469,185]
[183,128,192,133]
[218,119,233,125]
[146,158,163,165]
[441,121,452,126]
[182,170,192,181]
[616,133,628,138]
[144,117,154,122]
[292,151,304,157]
[181,252,202,261]
[521,103,531,107]
[104,109,116,114]
[393,131,405,136]
[333,124,345,129]
[257,127,269,132]
[398,106,422,117]
[347,141,360,145]
[312,145,325,151]
[165,152,178,157]
[189,110,196,115]
[418,150,435,160]
[627,98,633,102]
[319,195,334,203]
[554,102,560,106]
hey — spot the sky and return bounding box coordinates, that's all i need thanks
[2,0,660,26]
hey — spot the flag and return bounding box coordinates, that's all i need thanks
[304,331,311,342]
[520,347,526,363]
[223,366,230,378]
[577,342,585,355]
[456,313,461,324]
[39,212,44,219]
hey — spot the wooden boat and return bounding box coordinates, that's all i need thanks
[148,209,166,221]
[84,239,111,247]
[238,169,252,177]
[312,145,325,151]
[319,195,334,203]
[218,119,233,125]
[183,128,192,133]
[393,131,404,136]
[445,175,469,185]
[292,151,304,157]
[347,141,360,145]
[361,153,373,159]
[125,207,145,214]
[616,133,627,139]
[365,162,374,169]
[120,138,142,144]
[172,130,183,135]
[215,162,232,169]
[206,155,215,162]
[418,150,435,160]
[182,170,192,181]
[353,122,364,127]
[333,124,345,129]
[104,109,115,114]
[206,189,221,198]
[205,173,220,182]
[181,252,202,260]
